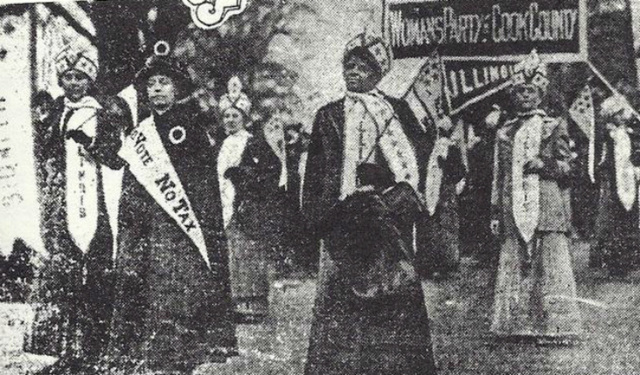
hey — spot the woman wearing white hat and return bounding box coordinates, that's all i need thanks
[303,33,436,375]
[217,76,282,321]
[30,41,130,374]
[490,62,582,342]
[592,95,640,277]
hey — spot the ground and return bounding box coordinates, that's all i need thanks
[2,240,640,375]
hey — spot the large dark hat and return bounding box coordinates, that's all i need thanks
[135,54,193,98]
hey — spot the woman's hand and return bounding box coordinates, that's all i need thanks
[66,129,93,148]
[523,158,544,174]
[490,220,500,236]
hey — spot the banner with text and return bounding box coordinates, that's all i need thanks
[444,60,516,113]
[385,0,587,62]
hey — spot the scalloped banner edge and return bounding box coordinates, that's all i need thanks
[182,0,248,30]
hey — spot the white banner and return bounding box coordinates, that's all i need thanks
[424,137,452,216]
[611,127,637,211]
[118,117,210,268]
[0,12,44,256]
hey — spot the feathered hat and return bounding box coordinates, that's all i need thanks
[509,50,549,92]
[55,40,99,82]
[218,76,252,117]
[343,32,391,77]
[600,95,633,120]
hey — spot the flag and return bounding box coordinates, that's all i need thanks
[569,84,596,182]
[403,50,453,132]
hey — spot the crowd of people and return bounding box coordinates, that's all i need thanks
[10,29,640,375]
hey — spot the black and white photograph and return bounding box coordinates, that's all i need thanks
[1,0,640,374]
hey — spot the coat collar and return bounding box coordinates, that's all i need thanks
[325,99,345,141]
[499,111,559,142]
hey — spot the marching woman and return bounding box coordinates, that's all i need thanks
[592,95,640,278]
[29,41,128,375]
[490,62,582,342]
[416,122,466,279]
[105,55,237,374]
[303,33,437,375]
[217,77,282,321]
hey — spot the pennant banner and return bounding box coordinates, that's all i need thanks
[443,50,543,114]
[118,117,210,268]
[568,84,595,182]
[611,127,637,211]
[424,137,452,215]
[403,50,453,131]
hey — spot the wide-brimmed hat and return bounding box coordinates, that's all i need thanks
[135,55,193,97]
[509,50,549,93]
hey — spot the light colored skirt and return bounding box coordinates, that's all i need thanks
[491,231,582,338]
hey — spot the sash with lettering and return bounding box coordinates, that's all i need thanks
[611,127,637,211]
[118,116,210,269]
[511,115,543,243]
[63,97,101,253]
[424,137,452,216]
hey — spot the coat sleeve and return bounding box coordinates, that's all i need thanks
[389,97,434,191]
[86,96,130,170]
[441,145,466,185]
[234,137,282,197]
[539,118,572,181]
[302,109,328,236]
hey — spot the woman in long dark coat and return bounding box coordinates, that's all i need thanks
[592,95,640,277]
[104,56,237,374]
[28,43,125,375]
[303,33,437,375]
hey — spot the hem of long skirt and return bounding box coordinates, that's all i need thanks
[492,332,582,345]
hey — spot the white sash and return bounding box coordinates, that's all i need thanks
[217,130,251,228]
[425,137,453,216]
[341,92,419,199]
[611,127,636,211]
[263,114,288,188]
[63,97,100,253]
[119,116,210,269]
[511,116,542,243]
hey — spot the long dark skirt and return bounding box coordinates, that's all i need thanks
[593,178,640,275]
[226,217,273,317]
[26,207,114,368]
[304,245,437,375]
[106,206,237,373]
[417,185,461,277]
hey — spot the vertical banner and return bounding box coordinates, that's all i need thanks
[0,11,44,256]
